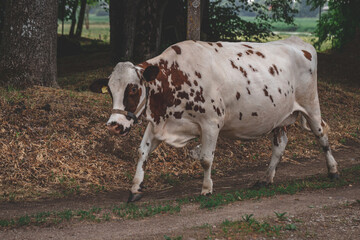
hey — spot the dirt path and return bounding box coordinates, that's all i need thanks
[1,184,359,240]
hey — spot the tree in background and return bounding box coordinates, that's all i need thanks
[110,0,140,62]
[75,0,87,37]
[309,0,360,49]
[69,0,79,36]
[0,0,58,89]
[204,0,297,41]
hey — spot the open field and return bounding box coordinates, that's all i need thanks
[58,15,321,46]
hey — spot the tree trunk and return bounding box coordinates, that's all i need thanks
[85,4,90,30]
[134,0,167,62]
[187,0,201,40]
[75,0,86,38]
[69,0,79,37]
[0,0,58,89]
[109,0,140,62]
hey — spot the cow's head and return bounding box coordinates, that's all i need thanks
[105,62,159,135]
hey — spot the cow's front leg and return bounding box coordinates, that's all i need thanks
[129,123,160,202]
[199,128,219,196]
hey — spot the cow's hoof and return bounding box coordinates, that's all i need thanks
[252,181,271,189]
[328,172,340,180]
[127,191,143,203]
[201,190,213,196]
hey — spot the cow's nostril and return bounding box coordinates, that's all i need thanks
[110,122,118,126]
[115,125,123,132]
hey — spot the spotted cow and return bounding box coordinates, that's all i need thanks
[104,36,339,202]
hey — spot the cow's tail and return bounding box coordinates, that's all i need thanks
[300,114,312,132]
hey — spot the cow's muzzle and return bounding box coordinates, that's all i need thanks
[106,122,130,136]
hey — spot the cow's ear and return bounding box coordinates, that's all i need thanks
[143,66,159,82]
[89,78,109,93]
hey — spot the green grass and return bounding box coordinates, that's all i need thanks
[241,16,318,33]
[208,213,297,239]
[1,165,359,229]
[58,14,110,42]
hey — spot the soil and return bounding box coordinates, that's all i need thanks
[0,142,359,239]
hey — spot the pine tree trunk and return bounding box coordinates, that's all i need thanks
[109,0,140,62]
[0,0,58,89]
[69,0,79,37]
[75,0,86,38]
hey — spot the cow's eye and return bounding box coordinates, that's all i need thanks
[131,86,138,93]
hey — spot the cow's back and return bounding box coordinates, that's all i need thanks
[145,37,318,140]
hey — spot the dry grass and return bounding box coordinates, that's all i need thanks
[1,48,359,202]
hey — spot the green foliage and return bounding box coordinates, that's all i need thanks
[313,0,360,49]
[207,0,298,41]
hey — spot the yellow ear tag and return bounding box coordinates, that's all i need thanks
[101,86,108,94]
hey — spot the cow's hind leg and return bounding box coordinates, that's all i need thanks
[199,128,219,195]
[266,127,288,184]
[129,123,161,202]
[304,114,339,178]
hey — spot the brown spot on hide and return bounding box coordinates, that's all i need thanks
[123,84,142,114]
[239,66,247,78]
[194,80,198,86]
[211,99,214,103]
[237,52,243,57]
[236,92,241,100]
[263,89,269,96]
[247,80,250,85]
[174,99,181,106]
[246,50,254,55]
[194,87,205,103]
[230,60,238,69]
[269,95,274,103]
[302,50,312,61]
[191,89,195,93]
[171,45,181,55]
[177,91,189,100]
[278,88,282,94]
[195,71,202,78]
[174,111,184,119]
[239,112,242,120]
[146,142,150,146]
[185,101,194,110]
[199,106,205,113]
[269,67,275,76]
[252,112,258,116]
[249,64,257,72]
[216,42,223,47]
[216,107,221,116]
[207,42,213,46]
[188,113,195,118]
[247,87,251,95]
[194,105,198,112]
[215,48,218,52]
[272,64,279,75]
[255,51,265,58]
[309,69,312,74]
[243,44,253,49]
[217,124,220,128]
[264,85,268,89]
[200,159,210,170]
[190,92,194,97]
[148,59,192,124]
